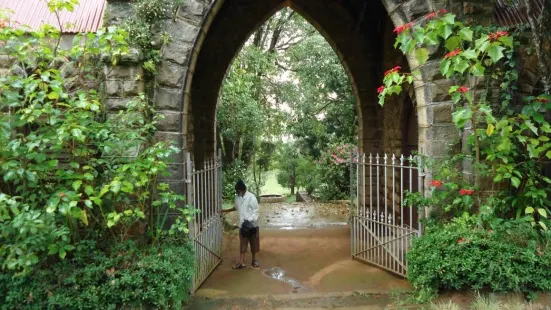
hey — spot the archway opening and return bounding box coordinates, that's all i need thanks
[185,0,422,295]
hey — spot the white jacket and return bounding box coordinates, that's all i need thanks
[234,191,259,227]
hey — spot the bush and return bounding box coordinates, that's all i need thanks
[315,143,354,201]
[407,215,551,302]
[0,240,194,309]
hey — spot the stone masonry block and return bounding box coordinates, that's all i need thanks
[155,87,183,111]
[162,42,193,65]
[156,111,182,132]
[431,102,453,124]
[166,19,200,44]
[157,62,186,87]
[177,0,207,24]
[106,80,121,96]
[105,98,133,111]
[104,65,142,80]
[123,80,144,96]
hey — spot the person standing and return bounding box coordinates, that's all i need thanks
[222,180,260,269]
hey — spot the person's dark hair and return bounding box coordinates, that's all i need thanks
[235,180,246,191]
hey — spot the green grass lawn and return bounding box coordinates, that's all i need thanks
[260,170,291,196]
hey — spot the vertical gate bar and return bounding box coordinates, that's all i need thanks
[348,149,356,257]
[376,153,380,266]
[409,155,413,230]
[361,153,366,260]
[186,153,193,237]
[210,160,213,274]
[384,154,388,269]
[391,154,395,273]
[417,155,423,236]
[218,149,222,257]
[369,153,373,263]
[400,155,404,274]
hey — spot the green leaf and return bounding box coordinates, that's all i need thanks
[415,48,430,65]
[454,60,469,74]
[458,28,473,41]
[111,180,121,194]
[470,62,485,77]
[461,49,477,60]
[487,44,506,63]
[525,120,538,135]
[72,180,82,191]
[511,176,521,188]
[445,36,461,52]
[525,207,535,214]
[499,36,513,48]
[486,123,495,136]
[440,59,451,77]
[540,222,548,231]
[452,108,473,129]
[537,208,548,218]
[46,196,60,213]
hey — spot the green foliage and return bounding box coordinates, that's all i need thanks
[380,11,551,300]
[275,143,318,194]
[407,215,551,302]
[0,240,194,309]
[0,6,192,277]
[380,12,551,227]
[221,159,248,200]
[217,11,356,194]
[315,143,354,201]
[120,0,183,71]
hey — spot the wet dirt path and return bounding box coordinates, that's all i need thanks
[194,201,410,304]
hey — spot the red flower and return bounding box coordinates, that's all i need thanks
[59,192,66,198]
[457,86,469,93]
[488,31,509,41]
[425,12,437,19]
[438,9,448,14]
[457,238,466,243]
[377,86,385,94]
[430,180,443,188]
[384,66,402,76]
[459,189,474,196]
[535,97,549,103]
[445,49,462,58]
[393,22,414,35]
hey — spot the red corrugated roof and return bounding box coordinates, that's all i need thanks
[495,0,545,27]
[0,0,106,33]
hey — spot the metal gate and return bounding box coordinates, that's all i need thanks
[349,152,425,277]
[185,151,223,291]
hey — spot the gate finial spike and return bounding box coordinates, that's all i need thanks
[392,154,396,165]
[384,153,388,164]
[375,153,380,164]
[369,153,373,163]
[400,154,404,165]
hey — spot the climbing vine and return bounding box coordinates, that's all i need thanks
[121,0,184,72]
[379,11,551,228]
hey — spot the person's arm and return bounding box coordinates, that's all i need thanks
[247,195,259,223]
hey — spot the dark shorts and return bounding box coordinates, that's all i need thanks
[239,227,260,254]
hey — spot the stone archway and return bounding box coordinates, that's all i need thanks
[106,0,462,192]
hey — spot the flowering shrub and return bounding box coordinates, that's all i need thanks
[378,11,551,230]
[379,9,551,300]
[315,143,355,201]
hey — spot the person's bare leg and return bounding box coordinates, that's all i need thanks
[240,253,246,265]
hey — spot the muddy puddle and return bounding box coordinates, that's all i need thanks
[262,267,312,294]
[224,201,350,230]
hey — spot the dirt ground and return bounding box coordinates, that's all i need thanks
[189,201,410,309]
